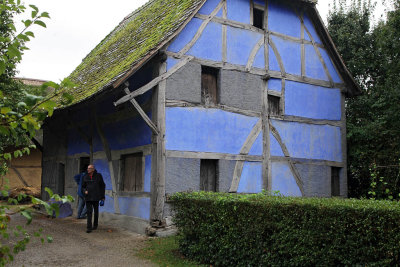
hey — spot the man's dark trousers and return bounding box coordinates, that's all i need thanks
[86,201,99,230]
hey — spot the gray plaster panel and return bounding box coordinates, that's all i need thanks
[220,70,263,112]
[296,163,331,197]
[218,160,236,192]
[165,157,200,194]
[166,61,201,103]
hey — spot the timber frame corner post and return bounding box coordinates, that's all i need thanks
[150,55,167,224]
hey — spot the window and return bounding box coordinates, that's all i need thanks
[121,153,143,192]
[268,95,281,116]
[253,7,264,29]
[200,159,218,192]
[79,157,90,173]
[331,167,341,197]
[201,66,219,106]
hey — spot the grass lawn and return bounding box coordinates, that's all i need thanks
[136,235,206,267]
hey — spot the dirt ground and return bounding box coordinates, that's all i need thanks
[6,213,156,267]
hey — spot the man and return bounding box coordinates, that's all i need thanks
[82,164,105,233]
[73,169,87,219]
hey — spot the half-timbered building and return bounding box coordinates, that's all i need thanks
[42,0,360,233]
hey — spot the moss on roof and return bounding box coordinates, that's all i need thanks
[65,0,204,106]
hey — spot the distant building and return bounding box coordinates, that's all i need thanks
[41,0,360,233]
[2,78,46,194]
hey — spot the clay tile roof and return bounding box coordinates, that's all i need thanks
[66,0,205,107]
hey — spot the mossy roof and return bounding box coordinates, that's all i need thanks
[64,0,347,108]
[65,0,204,107]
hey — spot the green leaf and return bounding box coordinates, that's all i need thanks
[7,44,21,60]
[31,10,38,18]
[0,126,10,136]
[29,4,38,12]
[25,31,35,38]
[21,211,32,225]
[23,19,32,27]
[40,12,50,18]
[1,107,12,114]
[0,61,6,75]
[47,236,53,243]
[45,187,54,197]
[34,20,46,28]
[3,153,12,161]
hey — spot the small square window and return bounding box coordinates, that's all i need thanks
[200,159,218,192]
[201,66,219,106]
[268,95,281,116]
[121,153,143,192]
[253,7,264,29]
[331,167,341,197]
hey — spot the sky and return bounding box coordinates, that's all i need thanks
[14,0,383,82]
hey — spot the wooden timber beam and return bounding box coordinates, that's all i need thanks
[94,110,120,214]
[123,85,159,135]
[114,56,193,107]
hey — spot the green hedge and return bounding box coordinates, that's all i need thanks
[170,192,400,266]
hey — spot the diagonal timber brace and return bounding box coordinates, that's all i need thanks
[113,56,193,106]
[123,86,159,135]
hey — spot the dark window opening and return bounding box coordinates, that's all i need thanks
[201,66,219,106]
[200,159,218,192]
[79,157,90,173]
[331,167,341,197]
[268,95,281,116]
[253,8,264,29]
[122,153,143,192]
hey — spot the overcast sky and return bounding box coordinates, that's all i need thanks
[15,0,382,82]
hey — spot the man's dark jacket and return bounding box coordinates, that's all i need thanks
[81,170,105,201]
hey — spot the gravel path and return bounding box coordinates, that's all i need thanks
[7,213,156,267]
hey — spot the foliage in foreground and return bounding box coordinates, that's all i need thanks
[136,235,205,267]
[0,187,74,266]
[328,0,400,199]
[171,191,400,266]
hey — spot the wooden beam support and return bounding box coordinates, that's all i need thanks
[246,37,264,71]
[94,110,120,214]
[229,119,263,192]
[114,56,193,106]
[269,123,305,195]
[150,60,167,222]
[123,87,159,135]
[178,0,224,57]
[166,151,262,162]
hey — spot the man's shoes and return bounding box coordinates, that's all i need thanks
[92,226,97,230]
[86,229,92,233]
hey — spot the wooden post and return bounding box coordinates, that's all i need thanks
[150,58,167,223]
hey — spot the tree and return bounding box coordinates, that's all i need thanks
[0,1,73,265]
[327,0,400,199]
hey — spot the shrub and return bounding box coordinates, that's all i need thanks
[170,192,400,266]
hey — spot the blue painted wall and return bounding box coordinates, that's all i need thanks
[93,158,112,190]
[269,46,281,72]
[268,0,301,38]
[237,162,263,193]
[285,81,342,120]
[102,114,152,151]
[271,161,302,196]
[271,120,342,162]
[319,48,342,83]
[188,22,222,62]
[249,132,263,156]
[227,0,250,24]
[166,56,179,71]
[144,155,151,192]
[305,44,329,81]
[268,78,281,93]
[118,197,150,220]
[271,36,301,76]
[198,0,220,15]
[227,26,263,66]
[168,18,203,53]
[165,107,259,154]
[253,47,265,69]
[303,13,322,44]
[270,133,284,157]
